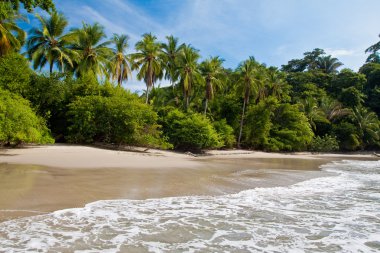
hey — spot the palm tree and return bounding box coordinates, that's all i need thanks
[365,34,380,63]
[70,23,112,77]
[130,33,163,103]
[316,55,343,74]
[299,97,326,131]
[320,97,351,122]
[0,2,26,56]
[176,44,201,109]
[267,67,289,101]
[109,34,131,87]
[351,106,380,147]
[26,12,75,74]
[160,35,184,89]
[236,57,260,147]
[199,56,225,114]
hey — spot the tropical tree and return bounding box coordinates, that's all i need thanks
[160,35,184,89]
[299,97,326,131]
[27,12,75,74]
[8,0,55,12]
[109,34,131,87]
[266,67,289,101]
[199,56,225,114]
[319,96,351,122]
[70,23,112,77]
[351,106,380,147]
[0,2,26,56]
[130,33,163,103]
[236,57,260,147]
[365,34,380,63]
[316,55,343,74]
[176,44,201,109]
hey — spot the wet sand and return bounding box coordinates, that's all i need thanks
[0,145,377,222]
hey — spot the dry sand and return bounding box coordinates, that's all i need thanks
[0,145,377,221]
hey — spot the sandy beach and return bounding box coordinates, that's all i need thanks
[0,145,377,222]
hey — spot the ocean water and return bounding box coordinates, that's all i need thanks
[0,160,379,252]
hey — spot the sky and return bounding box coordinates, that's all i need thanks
[23,0,380,91]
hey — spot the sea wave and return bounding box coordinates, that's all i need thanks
[0,160,379,252]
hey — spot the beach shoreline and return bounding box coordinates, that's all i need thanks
[0,145,378,222]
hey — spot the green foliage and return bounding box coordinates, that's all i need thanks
[8,0,55,12]
[213,119,236,148]
[243,97,314,151]
[159,108,222,150]
[339,87,365,108]
[309,135,339,152]
[0,53,30,95]
[0,88,54,145]
[66,95,170,148]
[333,122,361,151]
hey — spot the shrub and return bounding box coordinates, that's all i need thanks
[66,95,170,149]
[0,53,31,95]
[309,134,339,152]
[159,108,222,150]
[0,89,54,145]
[213,119,236,148]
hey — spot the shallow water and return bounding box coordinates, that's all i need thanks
[0,160,379,252]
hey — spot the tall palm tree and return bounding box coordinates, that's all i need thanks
[267,67,288,101]
[70,23,112,77]
[0,2,26,56]
[316,55,343,74]
[109,34,131,87]
[27,12,75,74]
[236,57,260,148]
[176,44,201,109]
[130,33,163,103]
[199,56,225,114]
[160,35,184,89]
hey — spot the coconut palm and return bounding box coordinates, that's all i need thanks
[199,56,225,114]
[130,33,163,103]
[236,57,260,147]
[365,34,380,63]
[27,12,75,74]
[316,55,343,74]
[109,34,131,87]
[176,44,201,109]
[160,35,184,89]
[299,97,327,131]
[319,97,351,122]
[0,2,26,56]
[70,23,112,77]
[266,67,289,101]
[351,106,380,147]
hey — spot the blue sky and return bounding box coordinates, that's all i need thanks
[23,0,380,91]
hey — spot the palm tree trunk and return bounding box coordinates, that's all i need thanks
[204,99,208,115]
[145,86,149,104]
[49,62,53,75]
[238,99,247,148]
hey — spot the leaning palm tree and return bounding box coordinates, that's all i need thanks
[27,12,75,74]
[70,23,112,77]
[130,33,163,103]
[199,56,225,114]
[0,2,26,56]
[176,44,201,109]
[316,55,343,74]
[236,57,260,148]
[160,35,184,89]
[109,34,131,87]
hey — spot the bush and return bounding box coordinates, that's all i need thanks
[0,53,31,95]
[309,134,339,152]
[213,119,236,148]
[66,95,170,149]
[0,89,54,145]
[159,108,222,150]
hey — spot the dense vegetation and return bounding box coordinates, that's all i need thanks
[1,1,380,152]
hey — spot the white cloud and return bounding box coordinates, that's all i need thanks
[325,48,356,57]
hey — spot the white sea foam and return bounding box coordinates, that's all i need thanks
[0,160,379,252]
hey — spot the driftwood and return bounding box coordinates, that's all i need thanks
[373,152,380,157]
